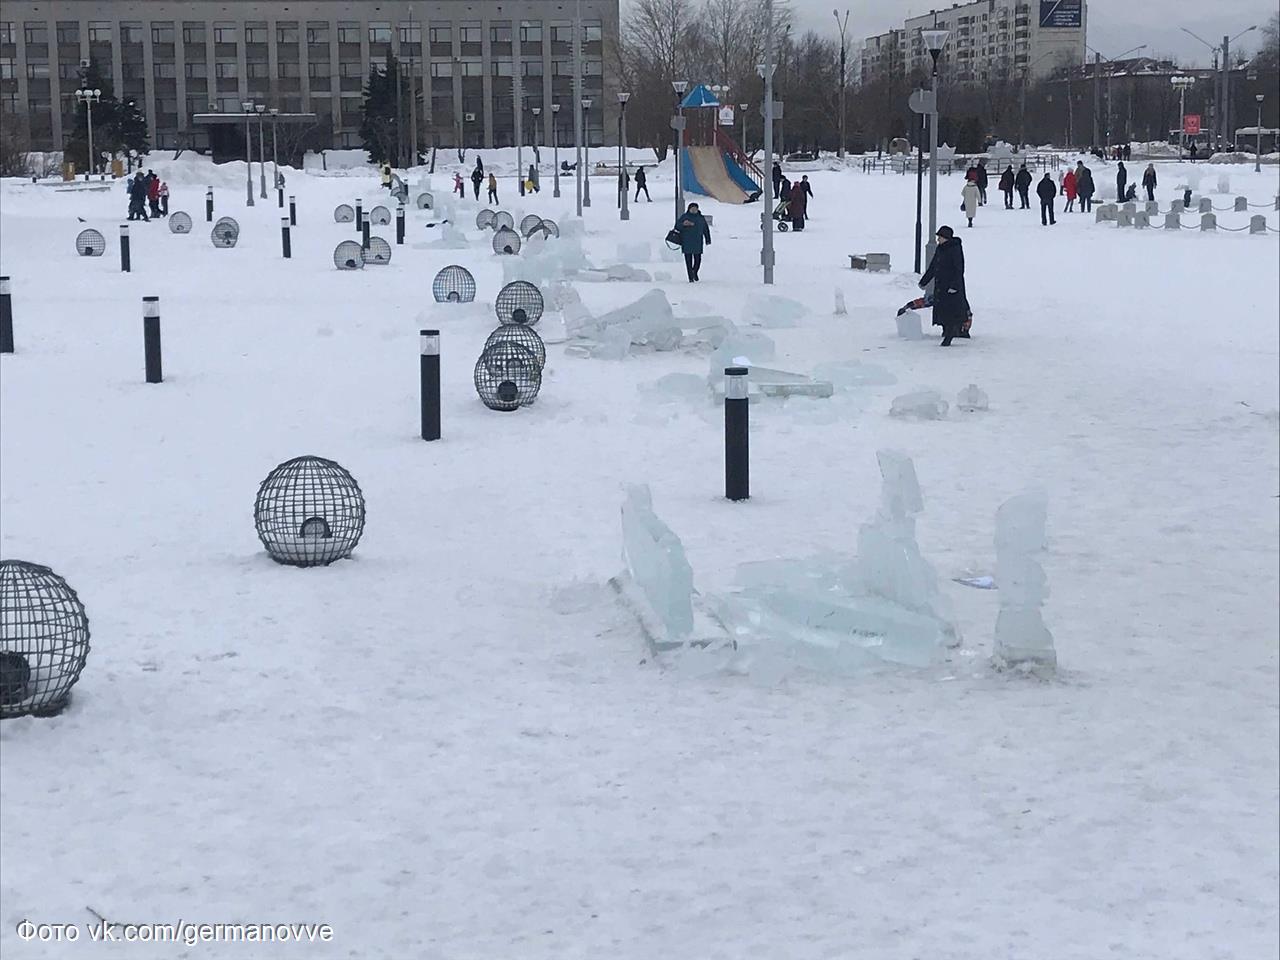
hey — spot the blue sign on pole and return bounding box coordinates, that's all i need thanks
[1039,0,1082,28]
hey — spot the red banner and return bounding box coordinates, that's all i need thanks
[1183,114,1201,135]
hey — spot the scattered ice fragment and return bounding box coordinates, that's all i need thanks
[741,294,808,329]
[834,288,848,316]
[890,390,948,419]
[992,489,1056,673]
[954,575,996,589]
[708,366,835,400]
[638,373,709,402]
[895,310,925,340]
[813,360,898,389]
[956,383,989,412]
[620,484,694,641]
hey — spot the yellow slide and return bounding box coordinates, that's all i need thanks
[685,146,751,205]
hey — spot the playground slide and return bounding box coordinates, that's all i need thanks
[683,146,750,204]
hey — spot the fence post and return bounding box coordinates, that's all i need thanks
[143,296,162,384]
[396,202,405,244]
[119,224,131,273]
[205,187,214,222]
[281,217,291,258]
[420,329,441,441]
[354,198,363,233]
[724,366,750,501]
[362,218,371,250]
[289,195,297,226]
[0,276,13,354]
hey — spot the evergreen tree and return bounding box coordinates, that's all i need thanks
[359,54,400,165]
[64,58,150,171]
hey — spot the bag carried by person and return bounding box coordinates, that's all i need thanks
[664,228,683,249]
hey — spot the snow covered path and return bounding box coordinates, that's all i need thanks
[1,155,1277,958]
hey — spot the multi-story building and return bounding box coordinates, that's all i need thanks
[0,1,619,154]
[861,0,1085,85]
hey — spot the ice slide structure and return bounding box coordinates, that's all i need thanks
[681,147,761,205]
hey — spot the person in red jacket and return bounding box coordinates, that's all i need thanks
[1062,167,1078,212]
[146,171,161,218]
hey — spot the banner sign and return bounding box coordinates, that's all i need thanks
[718,105,735,126]
[1183,114,1201,135]
[1039,0,1082,28]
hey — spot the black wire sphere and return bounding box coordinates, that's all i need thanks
[0,560,91,718]
[254,456,366,567]
[476,209,496,230]
[474,341,542,411]
[368,205,392,225]
[75,228,105,257]
[362,236,393,265]
[520,214,544,237]
[492,227,522,255]
[416,192,434,210]
[495,280,544,326]
[211,224,239,248]
[334,203,356,223]
[333,240,365,270]
[493,211,515,232]
[214,216,241,236]
[538,218,560,238]
[169,211,193,234]
[432,265,476,303]
[485,323,546,369]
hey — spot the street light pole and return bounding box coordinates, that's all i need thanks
[582,98,592,207]
[1171,75,1195,159]
[573,0,584,217]
[1180,25,1255,150]
[75,88,101,179]
[242,101,255,206]
[552,103,562,197]
[256,104,267,198]
[833,9,850,159]
[921,29,948,278]
[739,102,748,155]
[531,105,542,190]
[516,71,524,197]
[270,107,280,205]
[618,92,631,221]
[758,0,776,285]
[672,80,688,221]
[1256,94,1265,173]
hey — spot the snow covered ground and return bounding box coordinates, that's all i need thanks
[2,151,1277,959]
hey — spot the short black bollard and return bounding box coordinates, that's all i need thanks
[724,366,750,501]
[205,187,214,221]
[288,195,297,226]
[143,296,162,384]
[355,198,363,233]
[361,219,371,250]
[396,203,405,244]
[280,217,292,259]
[119,224,131,273]
[0,276,13,354]
[420,329,441,441]
[277,186,284,208]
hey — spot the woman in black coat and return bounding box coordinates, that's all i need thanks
[919,226,967,346]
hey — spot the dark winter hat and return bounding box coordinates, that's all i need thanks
[936,225,954,239]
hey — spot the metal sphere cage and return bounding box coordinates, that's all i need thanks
[432,265,476,303]
[0,559,91,718]
[211,224,239,248]
[492,227,522,256]
[473,341,542,411]
[75,228,105,257]
[495,280,544,326]
[476,209,496,230]
[333,240,365,270]
[520,214,544,237]
[362,236,393,265]
[254,456,366,567]
[214,216,240,236]
[416,192,434,210]
[169,211,193,234]
[334,203,356,223]
[485,323,546,369]
[368,205,392,225]
[493,211,515,232]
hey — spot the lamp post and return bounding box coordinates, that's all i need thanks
[242,100,256,206]
[531,105,541,190]
[573,0,584,217]
[757,0,776,286]
[581,97,593,207]
[618,91,630,221]
[269,107,280,204]
[74,87,101,180]
[833,9,850,159]
[672,79,688,221]
[1171,75,1196,159]
[920,28,948,278]
[255,104,267,198]
[1086,44,1147,150]
[1180,25,1255,150]
[739,102,748,154]
[551,103,562,198]
[1256,94,1265,173]
[515,72,524,197]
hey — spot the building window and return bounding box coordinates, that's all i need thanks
[26,61,49,79]
[308,61,331,78]
[429,25,452,44]
[459,59,483,77]
[491,60,513,77]
[338,61,363,78]
[552,59,573,76]
[0,58,15,80]
[24,22,48,45]
[278,61,300,78]
[153,61,176,79]
[246,60,269,79]
[306,22,329,44]
[584,60,602,76]
[520,21,543,43]
[584,22,602,42]
[213,23,236,44]
[0,23,13,45]
[57,61,83,80]
[214,61,237,79]
[183,23,206,44]
[244,22,267,44]
[337,22,360,44]
[491,23,512,44]
[521,60,544,77]
[398,23,421,44]
[185,62,207,79]
[459,23,481,44]
[56,22,79,44]
[121,22,143,45]
[430,61,452,78]
[369,22,392,45]
[151,22,174,45]
[276,22,298,44]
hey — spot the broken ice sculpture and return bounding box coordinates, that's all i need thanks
[890,390,948,420]
[741,294,808,329]
[956,384,989,412]
[992,489,1056,672]
[834,288,848,316]
[895,310,925,340]
[620,484,694,640]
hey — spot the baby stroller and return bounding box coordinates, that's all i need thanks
[772,198,791,231]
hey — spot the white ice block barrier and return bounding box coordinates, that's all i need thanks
[620,484,694,643]
[890,389,948,419]
[895,309,925,340]
[1215,174,1230,194]
[956,383,989,412]
[992,489,1056,673]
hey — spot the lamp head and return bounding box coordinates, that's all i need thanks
[255,104,266,114]
[551,102,560,113]
[921,28,950,54]
[618,92,631,104]
[672,80,688,94]
[582,97,592,108]
[269,107,279,116]
[532,106,541,115]
[242,100,255,112]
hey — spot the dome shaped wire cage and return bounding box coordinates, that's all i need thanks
[0,559,91,718]
[361,236,392,264]
[493,211,515,232]
[476,209,496,230]
[538,218,560,238]
[254,456,366,567]
[214,216,240,236]
[211,224,239,248]
[474,341,542,411]
[520,214,544,237]
[334,204,356,223]
[75,228,105,257]
[492,227,522,256]
[169,211,193,234]
[485,323,546,369]
[368,205,392,225]
[333,240,365,270]
[495,280,544,326]
[432,265,476,303]
[416,192,434,210]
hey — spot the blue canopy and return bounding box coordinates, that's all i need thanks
[680,84,720,109]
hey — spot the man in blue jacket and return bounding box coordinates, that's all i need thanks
[673,202,711,282]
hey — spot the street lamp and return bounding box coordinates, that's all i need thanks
[516,74,525,196]
[255,103,267,199]
[581,97,593,207]
[672,79,689,220]
[1086,44,1146,149]
[756,0,777,286]
[739,102,749,154]
[920,28,948,280]
[531,105,542,191]
[241,100,256,206]
[833,9,851,158]
[551,103,562,198]
[269,107,281,205]
[1170,75,1196,159]
[1179,25,1254,149]
[74,88,101,180]
[1256,93,1265,172]
[573,0,585,217]
[618,92,630,221]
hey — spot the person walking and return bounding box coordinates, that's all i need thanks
[471,163,484,200]
[126,172,149,221]
[1062,166,1077,212]
[634,165,651,201]
[453,171,465,197]
[788,178,809,230]
[1036,172,1057,225]
[1189,140,1198,162]
[771,161,782,199]
[1116,160,1127,202]
[1014,163,1032,209]
[975,160,989,205]
[158,180,169,216]
[673,202,711,282]
[1142,163,1157,202]
[999,165,1015,209]
[961,179,980,227]
[919,225,967,347]
[486,171,499,204]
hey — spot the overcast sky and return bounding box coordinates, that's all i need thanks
[791,0,1273,67]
